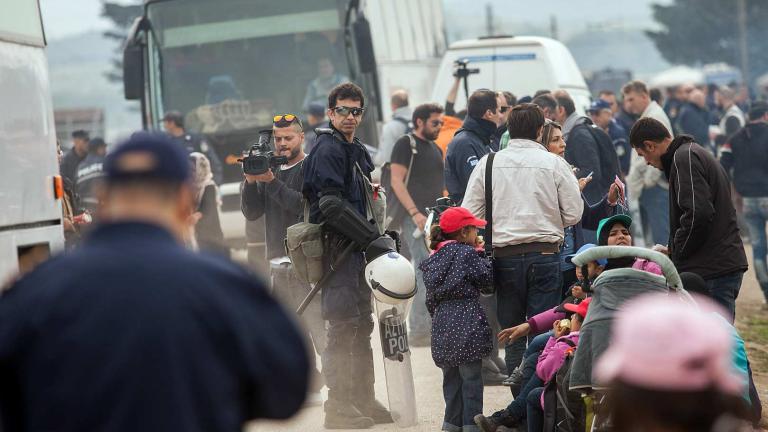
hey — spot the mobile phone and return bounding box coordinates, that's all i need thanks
[586,171,594,179]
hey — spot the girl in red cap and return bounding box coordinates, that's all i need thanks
[419,206,493,432]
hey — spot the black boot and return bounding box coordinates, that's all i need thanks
[474,409,522,432]
[324,395,375,429]
[351,319,394,424]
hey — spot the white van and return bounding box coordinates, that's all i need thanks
[431,36,591,114]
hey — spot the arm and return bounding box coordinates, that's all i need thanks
[526,307,567,335]
[555,158,584,227]
[241,180,266,221]
[724,116,742,138]
[462,246,492,288]
[461,153,488,219]
[626,152,646,201]
[195,186,227,254]
[670,148,715,261]
[264,177,305,214]
[444,76,461,116]
[536,338,571,383]
[565,128,601,186]
[719,143,734,177]
[581,191,619,231]
[389,137,423,222]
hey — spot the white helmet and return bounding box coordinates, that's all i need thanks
[364,236,417,304]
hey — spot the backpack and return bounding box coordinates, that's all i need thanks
[542,339,586,432]
[572,121,622,184]
[380,134,418,231]
[393,116,413,135]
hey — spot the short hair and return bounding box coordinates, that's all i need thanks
[162,111,184,128]
[507,103,545,141]
[749,101,768,121]
[554,92,576,116]
[532,93,558,113]
[467,89,498,119]
[719,86,737,101]
[629,117,671,148]
[533,89,552,98]
[500,91,517,106]
[88,137,107,151]
[622,80,649,96]
[72,130,90,141]
[411,103,444,128]
[598,90,615,98]
[649,88,663,104]
[391,90,409,108]
[328,82,365,109]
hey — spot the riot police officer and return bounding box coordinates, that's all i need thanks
[0,132,309,432]
[162,110,223,184]
[302,83,392,429]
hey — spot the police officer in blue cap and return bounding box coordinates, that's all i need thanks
[0,132,309,432]
[589,98,631,177]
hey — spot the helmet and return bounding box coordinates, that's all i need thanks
[364,236,416,304]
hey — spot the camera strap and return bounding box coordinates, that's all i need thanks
[484,152,495,258]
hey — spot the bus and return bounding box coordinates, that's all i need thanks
[0,0,65,285]
[122,0,446,248]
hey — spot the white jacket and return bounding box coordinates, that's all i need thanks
[462,139,583,248]
[627,101,672,200]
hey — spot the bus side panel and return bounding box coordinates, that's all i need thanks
[0,41,61,227]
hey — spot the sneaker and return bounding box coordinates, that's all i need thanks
[491,356,508,375]
[482,370,508,386]
[354,399,394,424]
[324,399,375,429]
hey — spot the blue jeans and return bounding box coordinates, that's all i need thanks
[526,387,545,432]
[507,352,544,419]
[494,253,562,373]
[402,217,431,337]
[639,185,670,245]
[705,271,744,323]
[744,197,768,302]
[442,360,483,432]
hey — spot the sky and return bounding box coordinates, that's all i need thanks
[39,0,117,39]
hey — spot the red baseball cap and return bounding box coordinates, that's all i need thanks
[439,207,487,234]
[563,297,592,319]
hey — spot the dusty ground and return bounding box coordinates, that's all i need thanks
[247,246,768,432]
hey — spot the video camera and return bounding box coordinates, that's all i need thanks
[453,59,480,79]
[240,129,288,175]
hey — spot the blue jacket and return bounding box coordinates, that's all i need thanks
[420,241,493,368]
[0,222,309,432]
[608,119,630,176]
[444,116,497,203]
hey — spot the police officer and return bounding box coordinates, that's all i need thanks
[75,137,107,215]
[0,132,309,432]
[302,83,392,429]
[162,110,223,184]
[241,113,327,405]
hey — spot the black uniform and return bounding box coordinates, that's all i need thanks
[170,133,223,184]
[301,125,377,404]
[60,148,86,186]
[0,222,309,432]
[75,152,105,214]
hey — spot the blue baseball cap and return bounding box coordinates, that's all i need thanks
[565,243,608,267]
[104,131,191,184]
[588,99,612,113]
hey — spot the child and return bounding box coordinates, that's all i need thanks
[420,207,493,432]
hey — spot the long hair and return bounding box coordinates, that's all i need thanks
[539,119,562,151]
[429,224,467,250]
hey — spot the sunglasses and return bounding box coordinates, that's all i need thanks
[499,106,511,113]
[430,119,444,127]
[333,106,365,117]
[273,113,302,128]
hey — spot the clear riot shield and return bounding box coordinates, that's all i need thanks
[375,299,418,427]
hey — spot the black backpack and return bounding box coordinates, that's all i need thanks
[573,120,623,184]
[542,339,586,432]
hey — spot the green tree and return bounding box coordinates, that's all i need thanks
[647,0,768,84]
[101,1,142,83]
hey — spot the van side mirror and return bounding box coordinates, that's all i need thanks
[352,17,376,74]
[123,17,146,100]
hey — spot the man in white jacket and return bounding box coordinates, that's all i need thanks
[463,103,583,374]
[622,80,673,246]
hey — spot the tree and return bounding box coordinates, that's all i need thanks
[101,1,142,83]
[647,0,768,85]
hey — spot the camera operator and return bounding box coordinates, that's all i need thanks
[240,114,326,404]
[302,83,392,429]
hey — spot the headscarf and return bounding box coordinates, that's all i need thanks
[189,152,217,208]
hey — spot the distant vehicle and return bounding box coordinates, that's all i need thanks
[0,0,65,284]
[431,35,592,114]
[122,0,446,248]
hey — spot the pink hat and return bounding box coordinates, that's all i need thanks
[595,293,744,396]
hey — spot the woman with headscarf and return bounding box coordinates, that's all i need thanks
[189,152,228,257]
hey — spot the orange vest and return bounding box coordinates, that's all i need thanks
[435,115,463,160]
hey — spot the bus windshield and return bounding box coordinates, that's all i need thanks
[147,0,350,134]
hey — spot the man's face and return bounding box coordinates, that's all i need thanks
[73,138,89,153]
[273,126,304,161]
[622,90,649,115]
[328,98,363,138]
[498,96,511,126]
[418,113,444,141]
[606,223,632,246]
[162,120,174,133]
[634,141,665,170]
[481,97,503,126]
[541,106,557,121]
[600,94,618,114]
[590,109,613,130]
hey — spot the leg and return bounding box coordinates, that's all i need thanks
[459,360,484,431]
[442,366,463,432]
[402,218,432,342]
[743,197,768,302]
[642,185,670,246]
[506,352,544,417]
[494,255,527,373]
[525,387,545,432]
[525,254,562,326]
[524,332,552,361]
[705,272,744,323]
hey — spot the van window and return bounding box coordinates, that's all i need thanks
[0,0,44,46]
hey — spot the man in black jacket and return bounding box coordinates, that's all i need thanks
[629,118,748,321]
[721,101,768,305]
[240,114,326,404]
[75,137,107,215]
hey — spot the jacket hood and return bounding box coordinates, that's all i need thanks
[462,116,498,140]
[661,134,695,177]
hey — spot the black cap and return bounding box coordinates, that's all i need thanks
[162,111,184,128]
[104,131,190,184]
[88,137,107,152]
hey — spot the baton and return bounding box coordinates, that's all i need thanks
[296,241,357,315]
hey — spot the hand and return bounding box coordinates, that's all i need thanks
[498,323,530,344]
[244,169,275,184]
[653,244,669,255]
[188,211,202,226]
[578,176,592,191]
[475,235,485,249]
[412,212,427,231]
[607,183,620,205]
[553,320,570,339]
[570,284,586,299]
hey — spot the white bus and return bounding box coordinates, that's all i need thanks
[0,0,65,285]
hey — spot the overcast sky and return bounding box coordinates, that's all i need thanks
[39,0,116,39]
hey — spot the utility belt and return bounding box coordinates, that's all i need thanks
[493,242,560,258]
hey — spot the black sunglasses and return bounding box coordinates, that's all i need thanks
[430,119,444,127]
[499,106,511,113]
[333,106,365,117]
